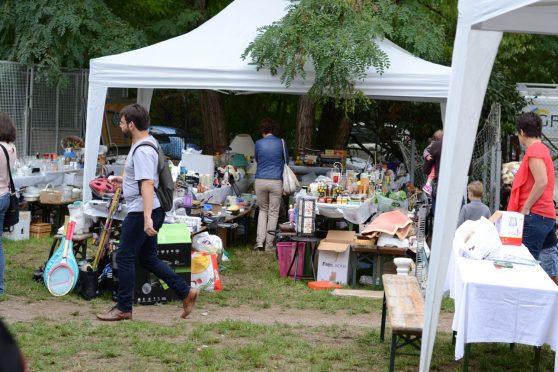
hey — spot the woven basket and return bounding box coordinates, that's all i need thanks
[30,223,51,238]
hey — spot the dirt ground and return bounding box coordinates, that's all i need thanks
[0,296,454,332]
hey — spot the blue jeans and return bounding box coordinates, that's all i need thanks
[0,192,11,294]
[522,212,556,260]
[116,208,191,312]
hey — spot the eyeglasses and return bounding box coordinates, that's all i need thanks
[119,120,129,126]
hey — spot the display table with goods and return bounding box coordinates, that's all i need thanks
[297,165,415,228]
[445,243,558,370]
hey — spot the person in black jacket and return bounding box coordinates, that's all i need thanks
[0,320,26,372]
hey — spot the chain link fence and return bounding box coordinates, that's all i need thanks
[397,103,502,210]
[0,61,88,156]
[470,103,501,211]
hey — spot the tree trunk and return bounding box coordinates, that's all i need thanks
[317,100,351,149]
[200,90,228,154]
[334,114,352,149]
[295,95,315,153]
[316,101,337,148]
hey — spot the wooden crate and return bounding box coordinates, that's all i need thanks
[30,223,51,238]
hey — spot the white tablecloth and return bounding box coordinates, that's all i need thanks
[14,171,68,189]
[316,198,376,225]
[446,244,558,364]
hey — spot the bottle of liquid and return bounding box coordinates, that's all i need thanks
[288,204,294,226]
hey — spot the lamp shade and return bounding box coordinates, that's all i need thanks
[229,134,255,157]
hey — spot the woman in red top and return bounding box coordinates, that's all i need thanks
[507,112,556,261]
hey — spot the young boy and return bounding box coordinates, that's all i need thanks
[457,181,491,227]
[422,129,443,195]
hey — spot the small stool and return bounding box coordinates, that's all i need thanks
[49,232,93,262]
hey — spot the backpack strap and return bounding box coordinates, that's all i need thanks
[131,141,159,196]
[0,144,15,194]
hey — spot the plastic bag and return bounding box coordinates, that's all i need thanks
[453,217,502,260]
[192,232,223,254]
[191,252,222,292]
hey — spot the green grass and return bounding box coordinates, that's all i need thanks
[10,318,452,371]
[2,237,556,371]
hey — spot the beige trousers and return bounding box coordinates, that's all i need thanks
[255,179,283,249]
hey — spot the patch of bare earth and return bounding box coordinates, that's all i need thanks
[0,296,454,333]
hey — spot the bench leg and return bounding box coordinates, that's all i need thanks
[533,346,541,372]
[352,250,357,289]
[462,343,471,372]
[389,334,397,372]
[380,293,387,342]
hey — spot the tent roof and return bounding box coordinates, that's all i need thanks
[463,0,558,34]
[89,0,450,102]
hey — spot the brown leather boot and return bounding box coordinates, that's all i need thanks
[96,306,133,321]
[181,288,199,318]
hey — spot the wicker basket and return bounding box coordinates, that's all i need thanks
[30,223,51,238]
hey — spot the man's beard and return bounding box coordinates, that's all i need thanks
[122,129,130,138]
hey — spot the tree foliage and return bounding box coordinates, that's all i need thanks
[0,0,146,82]
[242,0,447,113]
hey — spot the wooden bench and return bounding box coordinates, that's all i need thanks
[380,274,424,372]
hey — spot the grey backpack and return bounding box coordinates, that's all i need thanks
[132,142,175,212]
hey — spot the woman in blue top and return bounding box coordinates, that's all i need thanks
[254,118,288,251]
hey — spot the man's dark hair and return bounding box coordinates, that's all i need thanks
[260,117,278,135]
[120,104,150,131]
[0,113,17,143]
[516,112,542,138]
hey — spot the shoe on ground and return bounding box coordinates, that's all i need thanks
[253,245,264,251]
[96,306,132,321]
[181,288,199,319]
[422,183,432,195]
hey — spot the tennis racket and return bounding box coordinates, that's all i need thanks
[45,221,76,296]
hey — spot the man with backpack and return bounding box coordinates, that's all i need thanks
[97,104,198,321]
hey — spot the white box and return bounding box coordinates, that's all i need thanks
[316,230,355,285]
[491,211,524,246]
[181,154,214,175]
[4,211,31,241]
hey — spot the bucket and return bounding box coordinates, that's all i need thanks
[277,242,305,278]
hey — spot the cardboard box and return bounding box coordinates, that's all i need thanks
[317,230,356,285]
[490,211,524,246]
[134,224,192,305]
[4,211,31,241]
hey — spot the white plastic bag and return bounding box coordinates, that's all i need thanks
[192,232,223,254]
[453,217,502,260]
[61,203,91,234]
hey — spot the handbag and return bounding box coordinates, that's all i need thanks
[281,139,300,195]
[0,144,19,232]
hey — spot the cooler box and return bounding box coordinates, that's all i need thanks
[134,223,192,305]
[277,242,305,278]
[4,211,31,241]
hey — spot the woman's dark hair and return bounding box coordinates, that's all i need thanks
[0,112,17,143]
[120,104,150,131]
[516,112,542,138]
[260,118,278,135]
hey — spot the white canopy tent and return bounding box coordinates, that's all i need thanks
[83,0,451,199]
[421,1,558,371]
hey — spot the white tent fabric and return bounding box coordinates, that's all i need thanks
[84,0,451,199]
[421,1,558,371]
